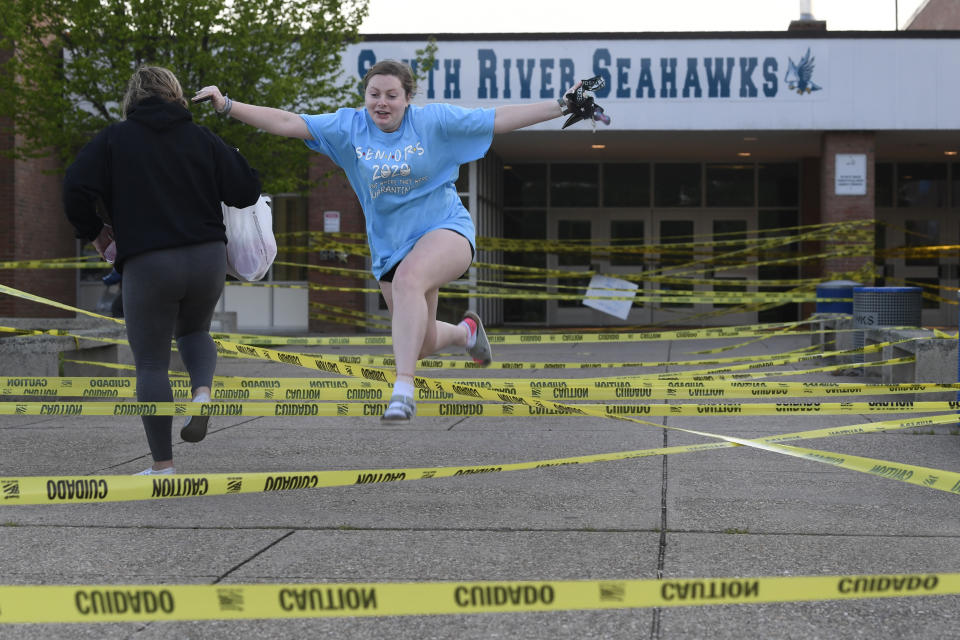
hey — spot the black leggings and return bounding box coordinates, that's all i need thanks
[122,242,226,461]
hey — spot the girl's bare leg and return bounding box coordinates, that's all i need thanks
[379,230,473,418]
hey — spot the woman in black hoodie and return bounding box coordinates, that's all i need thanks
[63,66,261,475]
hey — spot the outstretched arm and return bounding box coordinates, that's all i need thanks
[493,83,579,134]
[193,86,311,140]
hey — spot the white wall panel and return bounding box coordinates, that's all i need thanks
[347,37,960,131]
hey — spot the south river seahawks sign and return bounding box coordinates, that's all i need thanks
[346,38,960,131]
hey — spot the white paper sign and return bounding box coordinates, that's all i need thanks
[583,275,639,320]
[835,154,867,195]
[323,210,341,233]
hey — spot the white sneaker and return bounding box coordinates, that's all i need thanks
[380,394,416,421]
[135,466,175,476]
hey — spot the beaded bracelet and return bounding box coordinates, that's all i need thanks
[217,96,233,117]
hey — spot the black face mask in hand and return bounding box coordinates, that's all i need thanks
[561,76,612,130]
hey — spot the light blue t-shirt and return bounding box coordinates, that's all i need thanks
[300,103,496,279]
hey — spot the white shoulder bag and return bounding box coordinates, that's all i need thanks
[222,194,277,281]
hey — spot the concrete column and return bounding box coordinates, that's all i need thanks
[820,131,875,283]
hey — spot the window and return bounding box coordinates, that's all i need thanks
[758,210,800,323]
[904,220,940,267]
[897,163,947,208]
[654,163,701,207]
[875,162,894,207]
[504,164,546,206]
[610,219,645,267]
[271,195,308,281]
[712,220,748,308]
[550,164,599,207]
[610,219,645,309]
[659,219,694,307]
[706,164,754,207]
[713,219,748,264]
[556,219,592,308]
[603,163,650,207]
[953,162,960,207]
[503,210,546,323]
[758,163,799,207]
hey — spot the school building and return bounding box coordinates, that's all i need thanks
[2,0,959,332]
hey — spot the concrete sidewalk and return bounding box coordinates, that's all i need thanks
[2,333,960,639]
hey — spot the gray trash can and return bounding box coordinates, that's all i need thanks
[852,286,922,364]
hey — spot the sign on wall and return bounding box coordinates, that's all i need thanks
[346,38,960,131]
[834,154,867,196]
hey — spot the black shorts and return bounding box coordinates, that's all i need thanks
[378,231,474,283]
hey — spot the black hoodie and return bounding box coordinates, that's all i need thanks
[63,97,261,271]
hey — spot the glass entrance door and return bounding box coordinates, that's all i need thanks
[647,212,757,326]
[547,210,758,326]
[879,211,959,327]
[533,161,791,328]
[547,210,648,326]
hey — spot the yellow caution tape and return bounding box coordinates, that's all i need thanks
[0,572,957,622]
[0,260,109,269]
[2,412,958,506]
[2,283,957,501]
[0,284,121,324]
[208,326,837,347]
[0,255,107,269]
[0,282,841,347]
[0,343,821,391]
[52,349,911,387]
[4,374,958,401]
[2,399,960,417]
[308,311,392,330]
[202,338,960,498]
[299,281,836,304]
[21,322,861,374]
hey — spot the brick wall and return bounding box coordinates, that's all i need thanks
[0,47,76,318]
[8,137,75,317]
[307,155,368,333]
[0,48,13,310]
[819,132,875,283]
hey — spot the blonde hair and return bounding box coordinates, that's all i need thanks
[121,65,188,117]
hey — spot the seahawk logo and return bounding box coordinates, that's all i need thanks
[785,47,822,94]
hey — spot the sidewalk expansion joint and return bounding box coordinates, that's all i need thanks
[447,417,469,430]
[89,417,265,475]
[649,357,673,640]
[213,529,296,585]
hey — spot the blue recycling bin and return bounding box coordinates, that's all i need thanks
[815,280,859,314]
